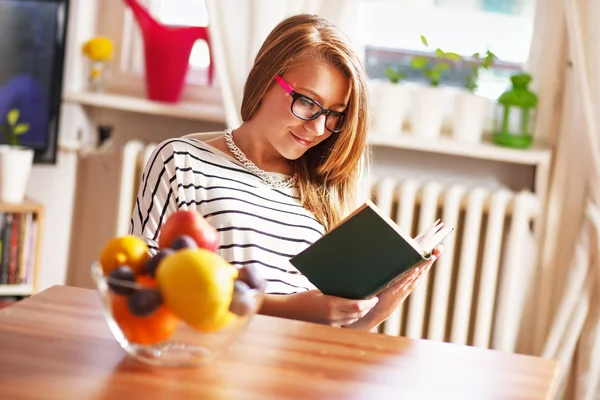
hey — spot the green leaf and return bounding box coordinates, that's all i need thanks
[420,35,429,47]
[435,48,445,58]
[385,67,406,84]
[444,52,463,62]
[14,123,30,135]
[429,72,441,86]
[437,62,450,71]
[410,56,428,69]
[7,109,19,126]
[472,52,480,59]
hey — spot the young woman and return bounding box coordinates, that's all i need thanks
[130,14,441,331]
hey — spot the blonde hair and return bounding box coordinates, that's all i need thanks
[241,14,370,231]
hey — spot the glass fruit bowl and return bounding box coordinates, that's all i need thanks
[90,258,265,367]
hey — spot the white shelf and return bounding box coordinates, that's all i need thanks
[63,91,226,124]
[62,92,551,167]
[367,133,552,167]
[0,285,33,296]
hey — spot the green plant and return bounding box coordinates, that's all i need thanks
[385,66,406,84]
[0,109,30,146]
[465,50,497,92]
[410,35,462,87]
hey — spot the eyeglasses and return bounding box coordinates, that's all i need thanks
[275,75,347,134]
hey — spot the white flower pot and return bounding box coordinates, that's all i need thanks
[409,86,448,139]
[369,81,410,135]
[0,145,34,203]
[452,92,490,143]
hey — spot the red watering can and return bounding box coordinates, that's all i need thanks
[124,0,215,103]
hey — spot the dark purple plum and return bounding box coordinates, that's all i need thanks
[229,280,256,316]
[145,248,174,277]
[108,265,136,295]
[127,288,163,317]
[170,234,198,251]
[237,265,266,290]
[233,279,250,294]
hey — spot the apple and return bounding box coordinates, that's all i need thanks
[158,210,219,252]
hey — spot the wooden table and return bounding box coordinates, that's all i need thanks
[0,286,559,400]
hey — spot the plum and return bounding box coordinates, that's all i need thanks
[108,265,136,295]
[229,280,256,316]
[127,288,163,316]
[145,249,174,277]
[237,265,266,290]
[170,235,198,251]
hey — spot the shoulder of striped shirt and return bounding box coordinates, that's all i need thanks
[154,136,326,229]
[153,136,243,171]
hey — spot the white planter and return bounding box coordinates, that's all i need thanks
[452,92,490,143]
[369,81,410,135]
[409,86,448,139]
[0,145,34,203]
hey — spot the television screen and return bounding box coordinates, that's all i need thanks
[0,0,69,164]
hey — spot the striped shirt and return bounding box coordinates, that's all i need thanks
[129,136,325,295]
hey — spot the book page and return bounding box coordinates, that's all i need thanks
[416,220,455,255]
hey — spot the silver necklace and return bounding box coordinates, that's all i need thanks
[224,128,295,189]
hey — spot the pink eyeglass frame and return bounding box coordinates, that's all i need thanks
[274,75,347,133]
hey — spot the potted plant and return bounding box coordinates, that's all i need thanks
[452,50,497,143]
[0,109,33,203]
[369,66,411,136]
[408,36,458,139]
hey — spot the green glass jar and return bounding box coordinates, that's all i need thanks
[492,73,538,149]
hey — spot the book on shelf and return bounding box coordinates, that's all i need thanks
[0,211,37,286]
[290,200,454,300]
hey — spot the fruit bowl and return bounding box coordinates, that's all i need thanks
[90,260,265,367]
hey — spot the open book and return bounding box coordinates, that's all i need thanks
[290,200,454,300]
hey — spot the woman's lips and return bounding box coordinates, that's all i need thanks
[290,132,313,146]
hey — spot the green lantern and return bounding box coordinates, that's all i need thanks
[492,73,538,149]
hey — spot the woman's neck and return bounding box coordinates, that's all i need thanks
[231,122,291,175]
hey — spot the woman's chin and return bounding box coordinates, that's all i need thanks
[281,150,305,161]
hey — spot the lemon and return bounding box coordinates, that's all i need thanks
[156,249,239,332]
[100,235,149,275]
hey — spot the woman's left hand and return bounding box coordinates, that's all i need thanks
[343,246,443,331]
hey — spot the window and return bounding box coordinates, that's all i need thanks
[359,0,537,99]
[152,0,211,73]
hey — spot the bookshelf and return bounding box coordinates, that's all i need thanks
[0,198,44,297]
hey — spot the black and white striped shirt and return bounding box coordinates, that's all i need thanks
[130,136,324,294]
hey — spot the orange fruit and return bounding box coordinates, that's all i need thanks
[100,235,149,276]
[110,276,179,345]
[156,248,238,332]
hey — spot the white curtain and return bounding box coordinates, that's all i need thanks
[205,0,360,129]
[532,0,600,397]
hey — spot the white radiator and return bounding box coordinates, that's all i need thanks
[114,140,157,237]
[369,177,540,353]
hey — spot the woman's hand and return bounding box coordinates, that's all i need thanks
[260,290,379,327]
[344,246,443,331]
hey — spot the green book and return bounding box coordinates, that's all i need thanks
[290,200,454,300]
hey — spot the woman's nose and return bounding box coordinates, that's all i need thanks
[304,114,327,136]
